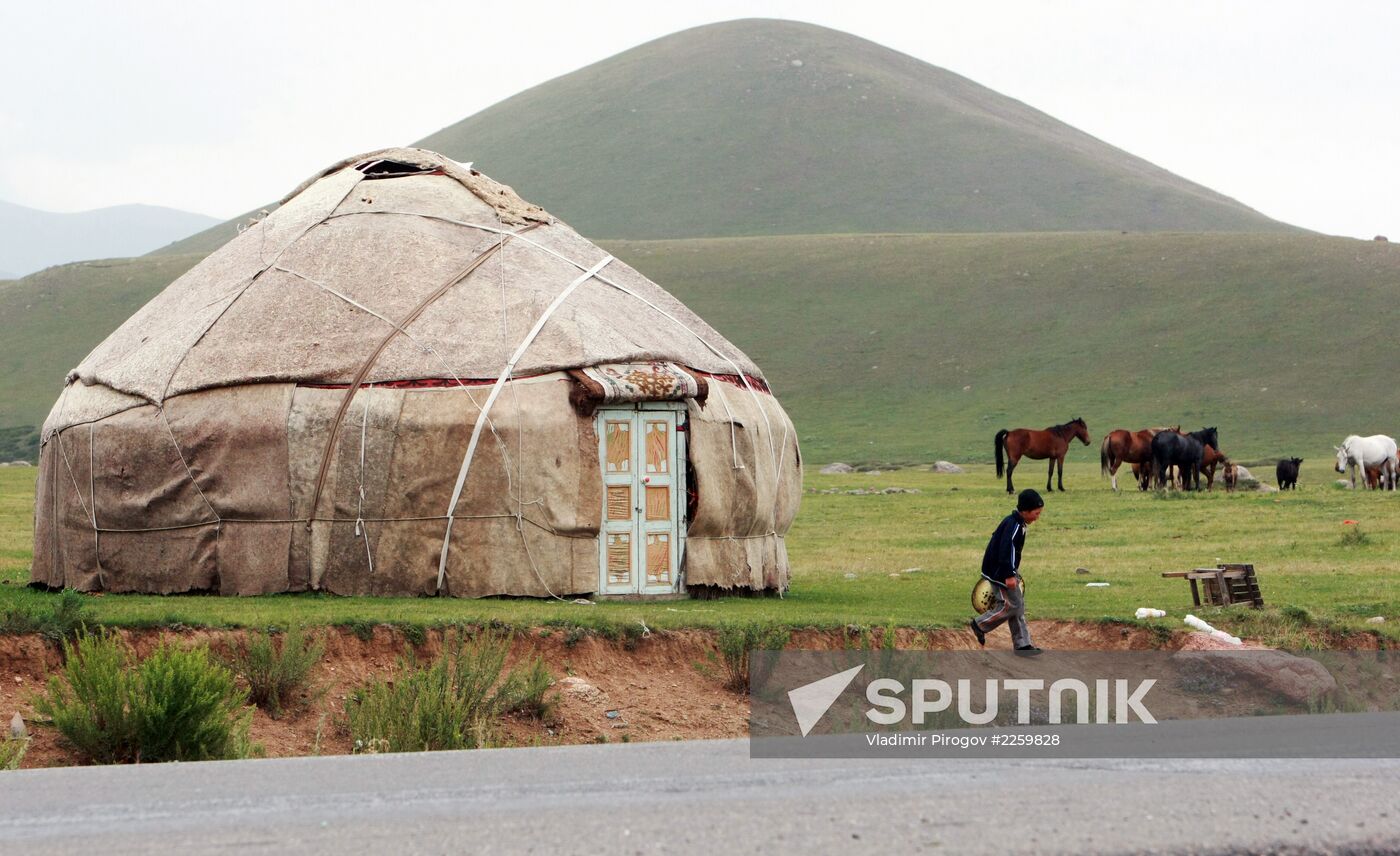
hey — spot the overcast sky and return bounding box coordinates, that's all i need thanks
[2,0,1396,239]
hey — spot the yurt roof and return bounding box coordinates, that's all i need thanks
[63,147,763,414]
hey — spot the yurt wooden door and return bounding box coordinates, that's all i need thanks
[597,403,687,596]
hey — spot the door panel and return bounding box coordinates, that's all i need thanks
[598,405,684,595]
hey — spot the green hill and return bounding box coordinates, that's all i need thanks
[5,233,1396,464]
[607,232,1397,464]
[0,254,204,453]
[155,18,1293,256]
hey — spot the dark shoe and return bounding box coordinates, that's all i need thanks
[969,619,986,647]
[1014,646,1043,656]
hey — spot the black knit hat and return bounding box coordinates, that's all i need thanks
[1017,489,1044,512]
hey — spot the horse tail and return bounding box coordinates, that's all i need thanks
[995,429,1008,477]
[1100,435,1111,476]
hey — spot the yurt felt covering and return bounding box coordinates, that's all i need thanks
[32,148,801,597]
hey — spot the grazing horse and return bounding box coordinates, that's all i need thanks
[1150,427,1219,491]
[995,418,1091,494]
[1334,435,1398,490]
[1100,426,1176,491]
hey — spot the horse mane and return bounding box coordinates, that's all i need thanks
[1048,417,1085,435]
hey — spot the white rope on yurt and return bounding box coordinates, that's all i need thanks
[88,424,104,586]
[354,394,375,575]
[705,380,745,470]
[271,265,423,341]
[435,254,616,592]
[494,232,568,602]
[158,406,221,525]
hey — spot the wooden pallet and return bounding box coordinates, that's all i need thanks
[1161,563,1264,608]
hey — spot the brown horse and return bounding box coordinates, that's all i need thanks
[1100,426,1176,492]
[1200,445,1229,490]
[995,418,1091,494]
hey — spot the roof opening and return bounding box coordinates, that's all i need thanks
[356,158,444,179]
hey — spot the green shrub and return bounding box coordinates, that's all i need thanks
[502,657,556,722]
[1,590,90,642]
[32,632,252,764]
[0,737,27,771]
[715,623,791,691]
[1338,526,1371,547]
[340,619,377,642]
[396,623,427,647]
[221,627,325,718]
[346,633,548,753]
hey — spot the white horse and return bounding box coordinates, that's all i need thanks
[1334,434,1399,490]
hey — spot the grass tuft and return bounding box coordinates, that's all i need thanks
[0,737,27,771]
[715,623,792,691]
[1338,526,1371,547]
[1,589,89,643]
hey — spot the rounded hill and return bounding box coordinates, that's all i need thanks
[416,18,1293,238]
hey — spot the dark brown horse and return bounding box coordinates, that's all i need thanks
[1137,443,1230,491]
[995,418,1091,494]
[1100,426,1176,492]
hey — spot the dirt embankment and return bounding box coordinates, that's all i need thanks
[0,620,1376,770]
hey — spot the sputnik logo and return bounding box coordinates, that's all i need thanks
[787,664,864,736]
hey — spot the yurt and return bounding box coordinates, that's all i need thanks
[32,148,801,599]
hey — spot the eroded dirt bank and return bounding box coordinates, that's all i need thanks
[0,620,1378,769]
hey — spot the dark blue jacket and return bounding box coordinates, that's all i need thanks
[980,510,1027,585]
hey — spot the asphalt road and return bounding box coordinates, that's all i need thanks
[2,739,1399,855]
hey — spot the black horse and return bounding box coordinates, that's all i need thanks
[1149,427,1219,491]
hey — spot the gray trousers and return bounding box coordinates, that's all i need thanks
[974,577,1031,648]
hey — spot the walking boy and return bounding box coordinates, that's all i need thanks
[970,489,1043,654]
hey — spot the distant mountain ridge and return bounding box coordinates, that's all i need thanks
[0,198,217,277]
[153,18,1294,256]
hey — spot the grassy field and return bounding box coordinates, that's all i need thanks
[3,232,1397,466]
[3,460,1396,647]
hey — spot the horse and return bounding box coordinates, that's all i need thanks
[1139,443,1226,490]
[1200,444,1229,491]
[1222,461,1239,492]
[1150,427,1219,491]
[1334,435,1398,490]
[1101,426,1176,492]
[995,418,1091,494]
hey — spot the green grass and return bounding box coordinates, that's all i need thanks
[2,462,1395,646]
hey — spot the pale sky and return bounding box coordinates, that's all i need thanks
[1,0,1396,239]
